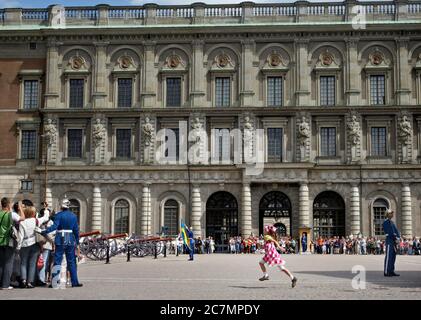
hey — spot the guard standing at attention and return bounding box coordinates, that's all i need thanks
[43,199,83,287]
[382,209,401,277]
[185,226,195,261]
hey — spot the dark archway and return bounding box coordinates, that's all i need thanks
[313,191,345,238]
[206,191,238,245]
[259,191,292,236]
[273,223,287,237]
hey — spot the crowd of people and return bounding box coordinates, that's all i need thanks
[0,197,81,290]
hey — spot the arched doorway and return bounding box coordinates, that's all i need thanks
[206,191,238,245]
[313,191,345,238]
[163,199,179,236]
[259,191,292,236]
[114,199,129,234]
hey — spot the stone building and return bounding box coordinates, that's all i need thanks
[1,1,421,246]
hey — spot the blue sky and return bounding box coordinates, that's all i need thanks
[1,0,384,9]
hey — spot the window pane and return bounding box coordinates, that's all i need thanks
[67,129,83,158]
[164,199,179,236]
[214,128,230,162]
[21,130,37,159]
[320,127,336,156]
[23,80,39,109]
[116,129,131,158]
[215,77,230,107]
[267,77,283,107]
[69,79,84,108]
[320,76,335,106]
[370,75,385,105]
[118,78,133,108]
[373,199,388,236]
[114,199,129,234]
[371,127,387,156]
[166,78,181,107]
[267,128,283,162]
[69,199,80,224]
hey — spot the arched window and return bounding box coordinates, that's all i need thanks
[69,199,80,224]
[163,199,179,236]
[373,198,389,236]
[114,199,129,234]
[313,191,345,238]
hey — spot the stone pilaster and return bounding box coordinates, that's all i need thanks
[345,37,360,105]
[396,38,411,105]
[45,41,61,108]
[141,184,152,235]
[242,183,252,236]
[93,42,109,108]
[350,184,361,236]
[191,185,202,238]
[401,183,413,238]
[294,39,310,106]
[299,183,310,228]
[240,39,255,106]
[45,186,53,208]
[92,185,102,231]
[141,41,157,107]
[190,40,206,107]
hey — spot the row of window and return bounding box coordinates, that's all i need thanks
[22,74,387,109]
[19,126,389,161]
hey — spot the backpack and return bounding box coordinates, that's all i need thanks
[0,210,12,246]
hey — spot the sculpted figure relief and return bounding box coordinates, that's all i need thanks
[243,116,254,144]
[191,117,203,143]
[297,116,310,145]
[92,118,106,148]
[347,115,361,146]
[44,119,57,146]
[399,115,412,145]
[142,117,154,146]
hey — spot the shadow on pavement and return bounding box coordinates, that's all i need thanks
[295,271,421,288]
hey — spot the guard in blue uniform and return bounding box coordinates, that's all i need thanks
[301,232,308,253]
[382,209,400,277]
[43,199,82,287]
[186,226,195,261]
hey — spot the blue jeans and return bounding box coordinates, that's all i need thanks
[38,249,50,283]
[20,244,39,283]
[52,245,79,286]
[189,240,195,260]
[0,246,15,288]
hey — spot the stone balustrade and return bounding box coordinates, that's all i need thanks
[1,0,421,27]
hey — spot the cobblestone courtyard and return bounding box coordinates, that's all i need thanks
[1,254,421,300]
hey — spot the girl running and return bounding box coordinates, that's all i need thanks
[258,225,298,288]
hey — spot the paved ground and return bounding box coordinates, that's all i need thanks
[2,253,421,300]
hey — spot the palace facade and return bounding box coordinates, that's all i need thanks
[1,1,421,246]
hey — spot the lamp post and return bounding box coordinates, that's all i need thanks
[41,133,51,203]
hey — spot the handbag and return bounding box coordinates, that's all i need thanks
[37,253,44,270]
[35,219,47,246]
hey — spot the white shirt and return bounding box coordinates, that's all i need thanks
[18,214,50,249]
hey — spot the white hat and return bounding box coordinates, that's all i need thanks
[61,199,70,209]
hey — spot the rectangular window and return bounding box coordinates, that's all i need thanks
[69,79,84,108]
[320,76,335,106]
[21,130,37,159]
[320,127,336,157]
[267,128,283,162]
[117,78,133,108]
[374,206,386,236]
[67,129,83,158]
[116,129,132,159]
[371,127,387,156]
[20,180,33,192]
[213,128,230,162]
[215,77,230,107]
[370,75,386,105]
[166,78,181,107]
[164,128,179,161]
[23,80,39,109]
[267,77,283,107]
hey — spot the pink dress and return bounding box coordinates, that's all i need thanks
[263,236,285,267]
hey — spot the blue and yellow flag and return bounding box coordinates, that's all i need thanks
[180,221,189,247]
